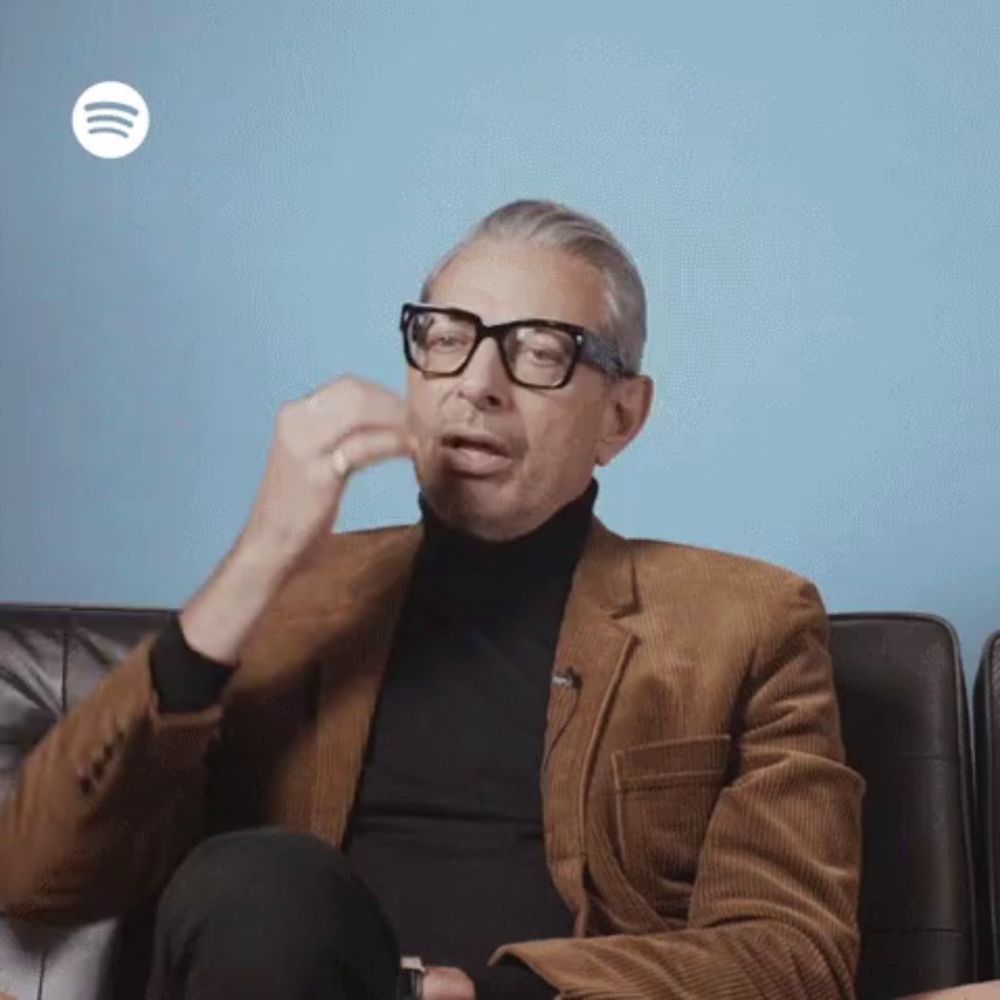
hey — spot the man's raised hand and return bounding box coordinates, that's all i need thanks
[178,375,417,667]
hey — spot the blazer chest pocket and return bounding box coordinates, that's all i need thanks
[610,734,731,908]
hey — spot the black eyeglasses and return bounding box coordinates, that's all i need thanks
[400,302,632,390]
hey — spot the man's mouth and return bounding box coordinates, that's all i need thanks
[442,432,509,455]
[440,432,514,476]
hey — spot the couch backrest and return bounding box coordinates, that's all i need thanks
[829,612,979,999]
[974,629,1000,981]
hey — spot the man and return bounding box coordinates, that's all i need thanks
[0,200,864,998]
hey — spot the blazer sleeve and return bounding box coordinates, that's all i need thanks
[493,575,866,1000]
[0,627,224,923]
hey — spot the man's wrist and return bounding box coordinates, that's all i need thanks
[472,960,553,999]
[149,613,233,713]
[177,538,290,666]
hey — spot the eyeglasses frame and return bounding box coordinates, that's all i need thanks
[399,301,632,390]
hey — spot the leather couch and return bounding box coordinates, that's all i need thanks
[0,604,984,999]
[831,613,979,997]
[0,605,171,1000]
[975,629,1000,980]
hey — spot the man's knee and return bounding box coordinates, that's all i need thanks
[170,826,352,880]
[153,827,399,999]
[160,827,365,924]
[160,827,332,920]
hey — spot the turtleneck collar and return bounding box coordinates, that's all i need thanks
[416,478,599,581]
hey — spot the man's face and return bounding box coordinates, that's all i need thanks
[407,238,636,541]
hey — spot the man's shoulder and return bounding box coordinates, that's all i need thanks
[610,526,819,610]
[603,528,827,667]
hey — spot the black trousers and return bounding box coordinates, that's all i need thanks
[144,827,403,1000]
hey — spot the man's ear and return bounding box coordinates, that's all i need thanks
[595,375,654,466]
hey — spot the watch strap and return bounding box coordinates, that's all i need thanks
[399,955,425,1000]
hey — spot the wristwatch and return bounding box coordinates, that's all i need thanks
[398,955,426,1000]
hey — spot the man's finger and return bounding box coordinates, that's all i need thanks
[325,427,417,480]
[304,380,411,452]
[306,376,407,423]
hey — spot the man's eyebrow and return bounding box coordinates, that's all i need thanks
[419,302,602,333]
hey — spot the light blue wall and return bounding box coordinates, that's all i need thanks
[2,2,998,677]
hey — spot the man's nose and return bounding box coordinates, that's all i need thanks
[455,336,510,408]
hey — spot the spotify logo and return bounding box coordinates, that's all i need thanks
[72,81,150,159]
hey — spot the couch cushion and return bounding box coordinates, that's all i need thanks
[0,604,172,1000]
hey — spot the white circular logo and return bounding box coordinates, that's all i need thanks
[72,81,149,159]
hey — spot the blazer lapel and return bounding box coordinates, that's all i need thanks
[540,516,637,931]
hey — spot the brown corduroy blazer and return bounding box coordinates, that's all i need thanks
[0,517,864,999]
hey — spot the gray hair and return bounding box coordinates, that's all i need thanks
[419,199,646,374]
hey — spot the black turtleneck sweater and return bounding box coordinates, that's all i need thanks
[150,479,599,999]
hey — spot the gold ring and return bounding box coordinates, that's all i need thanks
[330,448,351,478]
